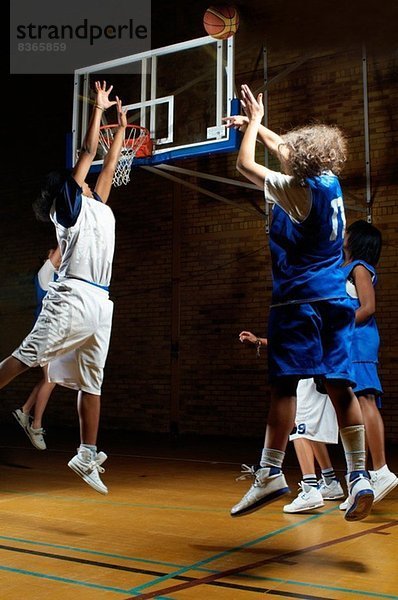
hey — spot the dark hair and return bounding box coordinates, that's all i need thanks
[346,220,382,266]
[33,169,70,222]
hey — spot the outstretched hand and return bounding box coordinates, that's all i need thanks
[239,331,268,346]
[223,114,249,132]
[115,96,127,128]
[240,84,264,122]
[95,81,117,111]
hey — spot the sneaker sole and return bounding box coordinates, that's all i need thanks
[231,486,290,517]
[322,494,345,500]
[283,501,324,513]
[68,460,108,495]
[373,478,398,503]
[344,490,374,521]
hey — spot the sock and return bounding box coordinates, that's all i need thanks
[80,444,97,457]
[303,474,318,488]
[322,467,337,485]
[260,448,285,469]
[340,425,366,472]
[374,464,389,475]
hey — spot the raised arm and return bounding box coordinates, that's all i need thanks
[235,85,280,189]
[94,97,127,203]
[72,81,117,187]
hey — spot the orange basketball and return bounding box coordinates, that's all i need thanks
[203,5,239,40]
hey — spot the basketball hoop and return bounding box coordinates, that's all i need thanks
[99,124,152,187]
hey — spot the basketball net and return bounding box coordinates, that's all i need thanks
[99,124,152,186]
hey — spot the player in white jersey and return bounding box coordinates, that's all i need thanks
[0,81,126,494]
[13,246,61,450]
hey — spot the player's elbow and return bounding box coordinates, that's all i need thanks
[236,157,255,176]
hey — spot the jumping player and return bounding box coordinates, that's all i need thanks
[13,246,61,450]
[0,81,126,494]
[226,84,373,521]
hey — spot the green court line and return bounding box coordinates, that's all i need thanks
[0,564,135,596]
[130,506,338,593]
[1,526,397,600]
[0,535,184,570]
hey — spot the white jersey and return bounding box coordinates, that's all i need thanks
[290,378,339,444]
[50,195,115,288]
[37,258,57,291]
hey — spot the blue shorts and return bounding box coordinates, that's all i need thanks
[267,297,355,385]
[352,361,383,407]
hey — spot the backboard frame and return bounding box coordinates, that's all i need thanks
[69,35,239,171]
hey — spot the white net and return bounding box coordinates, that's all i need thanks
[99,125,149,187]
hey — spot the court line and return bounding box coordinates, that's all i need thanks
[0,547,334,599]
[1,522,397,599]
[126,520,398,599]
[0,564,165,597]
[130,507,339,593]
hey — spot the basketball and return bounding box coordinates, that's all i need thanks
[203,5,239,40]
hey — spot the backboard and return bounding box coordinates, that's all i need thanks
[69,35,239,171]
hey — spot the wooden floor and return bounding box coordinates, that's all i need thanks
[1,429,397,600]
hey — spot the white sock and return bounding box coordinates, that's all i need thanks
[340,425,366,472]
[260,448,285,469]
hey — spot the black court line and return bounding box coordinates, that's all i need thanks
[127,520,398,599]
[0,543,332,597]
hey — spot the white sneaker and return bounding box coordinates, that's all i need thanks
[12,408,30,430]
[283,482,324,513]
[231,465,290,517]
[68,448,108,495]
[344,471,374,521]
[339,498,349,510]
[369,466,398,503]
[318,478,345,500]
[26,424,47,450]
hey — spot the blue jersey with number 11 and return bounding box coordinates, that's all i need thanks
[269,173,347,304]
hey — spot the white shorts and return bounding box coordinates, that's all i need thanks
[12,279,113,395]
[289,378,339,444]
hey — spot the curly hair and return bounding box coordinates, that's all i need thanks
[279,124,347,183]
[33,169,70,222]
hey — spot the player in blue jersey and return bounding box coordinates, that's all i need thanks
[338,220,398,507]
[225,84,373,521]
[13,247,61,450]
[0,81,126,495]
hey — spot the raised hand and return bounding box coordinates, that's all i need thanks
[240,84,264,122]
[94,81,117,111]
[115,96,127,128]
[223,114,249,132]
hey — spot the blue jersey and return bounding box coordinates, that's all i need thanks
[268,173,346,305]
[342,259,380,363]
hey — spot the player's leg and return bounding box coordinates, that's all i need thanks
[20,365,56,450]
[67,289,113,495]
[321,298,373,521]
[311,441,344,500]
[231,378,294,517]
[0,356,29,388]
[358,393,398,502]
[283,438,324,513]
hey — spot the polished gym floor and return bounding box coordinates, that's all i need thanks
[1,428,397,600]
